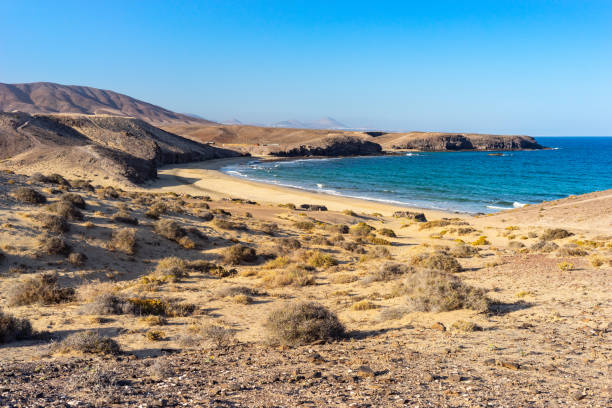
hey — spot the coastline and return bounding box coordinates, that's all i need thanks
[146,157,458,219]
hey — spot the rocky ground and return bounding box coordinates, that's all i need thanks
[0,170,610,407]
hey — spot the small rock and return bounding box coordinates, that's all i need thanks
[431,322,446,331]
[423,373,435,382]
[572,391,586,401]
[497,360,520,370]
[483,358,496,367]
[356,365,375,378]
[448,373,462,382]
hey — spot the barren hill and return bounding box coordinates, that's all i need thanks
[0,113,239,184]
[164,123,544,153]
[0,82,215,126]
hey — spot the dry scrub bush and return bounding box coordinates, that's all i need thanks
[0,310,35,344]
[278,203,296,209]
[410,251,462,273]
[451,244,480,258]
[258,222,278,235]
[352,300,378,311]
[541,228,573,241]
[153,257,189,282]
[60,193,86,209]
[7,274,75,306]
[70,179,94,191]
[47,201,83,221]
[34,213,69,233]
[365,262,414,283]
[451,320,482,332]
[262,266,315,288]
[111,211,138,225]
[589,255,606,268]
[419,220,451,230]
[68,252,87,266]
[340,241,365,254]
[203,325,235,348]
[275,238,301,255]
[217,286,260,298]
[12,187,47,204]
[222,244,257,265]
[378,228,396,238]
[53,331,120,355]
[508,241,525,250]
[145,330,165,341]
[323,224,349,234]
[342,209,357,216]
[265,302,345,346]
[350,222,375,237]
[213,218,247,231]
[38,235,71,256]
[530,240,559,253]
[307,250,338,268]
[154,219,186,241]
[97,186,119,199]
[294,221,315,231]
[377,307,408,321]
[557,244,588,257]
[140,315,167,326]
[32,173,70,186]
[109,228,136,254]
[82,295,194,317]
[366,235,391,245]
[330,274,358,284]
[397,270,490,313]
[145,202,167,219]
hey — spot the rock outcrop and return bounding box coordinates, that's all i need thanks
[267,136,382,157]
[377,133,543,151]
[0,112,240,184]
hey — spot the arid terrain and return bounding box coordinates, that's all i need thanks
[0,165,610,407]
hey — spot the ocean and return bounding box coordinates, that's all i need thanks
[221,137,612,214]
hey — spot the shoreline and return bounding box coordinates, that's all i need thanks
[145,157,459,219]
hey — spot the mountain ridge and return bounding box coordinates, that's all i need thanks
[0,82,215,125]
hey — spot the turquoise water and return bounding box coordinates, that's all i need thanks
[221,137,612,213]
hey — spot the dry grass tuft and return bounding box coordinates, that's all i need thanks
[153,257,189,282]
[365,262,414,283]
[450,244,480,258]
[557,244,588,257]
[154,219,186,241]
[350,222,375,237]
[378,228,396,238]
[68,252,87,266]
[7,274,75,306]
[451,320,483,332]
[111,211,138,225]
[307,250,338,268]
[351,300,378,310]
[265,302,345,346]
[213,218,247,231]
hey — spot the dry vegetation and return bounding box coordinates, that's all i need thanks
[0,170,610,406]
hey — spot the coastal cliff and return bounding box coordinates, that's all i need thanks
[266,135,382,157]
[375,132,544,151]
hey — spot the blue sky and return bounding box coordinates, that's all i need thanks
[1,1,611,135]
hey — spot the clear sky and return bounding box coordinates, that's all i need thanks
[1,1,611,135]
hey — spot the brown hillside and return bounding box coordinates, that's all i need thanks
[0,82,215,126]
[0,112,239,184]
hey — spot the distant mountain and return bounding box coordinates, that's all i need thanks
[223,118,243,125]
[0,82,215,125]
[268,117,348,130]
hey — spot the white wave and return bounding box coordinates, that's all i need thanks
[405,153,420,157]
[513,201,527,208]
[486,205,513,210]
[316,183,324,189]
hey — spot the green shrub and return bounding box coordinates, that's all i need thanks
[265,302,345,346]
[307,250,338,268]
[350,222,375,237]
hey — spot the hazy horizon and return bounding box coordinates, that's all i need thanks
[2,1,611,136]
